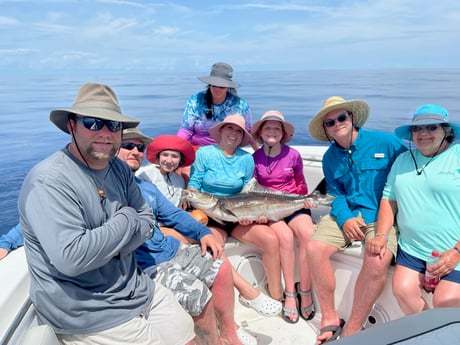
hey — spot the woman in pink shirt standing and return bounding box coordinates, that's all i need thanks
[252,110,316,324]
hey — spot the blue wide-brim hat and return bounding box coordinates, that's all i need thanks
[395,104,460,140]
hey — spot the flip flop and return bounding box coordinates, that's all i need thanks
[296,282,316,321]
[317,319,345,344]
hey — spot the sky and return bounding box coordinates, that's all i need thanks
[1,0,459,74]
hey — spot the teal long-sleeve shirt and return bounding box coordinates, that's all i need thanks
[323,129,407,229]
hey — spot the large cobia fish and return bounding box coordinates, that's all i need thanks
[181,179,334,224]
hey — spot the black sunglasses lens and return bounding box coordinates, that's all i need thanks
[105,120,122,132]
[81,117,103,131]
[337,114,347,122]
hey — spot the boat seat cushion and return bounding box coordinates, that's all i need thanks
[20,324,59,345]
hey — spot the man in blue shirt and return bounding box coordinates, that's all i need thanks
[307,96,407,344]
[119,127,258,345]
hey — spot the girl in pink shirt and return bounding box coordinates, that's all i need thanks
[252,110,316,324]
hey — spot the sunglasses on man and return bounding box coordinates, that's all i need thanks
[120,142,145,152]
[74,116,123,132]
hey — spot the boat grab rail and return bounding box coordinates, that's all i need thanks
[0,297,32,345]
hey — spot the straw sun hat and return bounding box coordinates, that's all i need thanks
[50,83,140,134]
[146,135,196,167]
[209,114,253,147]
[251,110,295,144]
[198,62,240,89]
[395,104,460,141]
[308,96,370,142]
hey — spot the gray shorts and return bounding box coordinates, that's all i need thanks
[145,244,224,317]
[312,214,398,256]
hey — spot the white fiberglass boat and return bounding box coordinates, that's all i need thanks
[1,145,457,345]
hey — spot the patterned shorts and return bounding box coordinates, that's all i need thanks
[145,244,224,316]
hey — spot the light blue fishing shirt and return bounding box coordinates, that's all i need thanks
[323,129,407,229]
[383,144,460,270]
[177,90,253,146]
[188,144,255,196]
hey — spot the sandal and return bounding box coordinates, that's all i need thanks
[295,282,316,321]
[239,293,282,317]
[317,319,345,344]
[236,327,257,345]
[282,290,299,324]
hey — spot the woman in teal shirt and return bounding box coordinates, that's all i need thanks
[188,114,286,305]
[376,104,460,315]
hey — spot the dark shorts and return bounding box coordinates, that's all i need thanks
[397,247,460,283]
[285,208,311,224]
[207,217,238,235]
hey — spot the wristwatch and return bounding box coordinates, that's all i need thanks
[454,246,460,255]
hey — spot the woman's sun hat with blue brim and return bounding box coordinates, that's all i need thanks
[395,104,460,141]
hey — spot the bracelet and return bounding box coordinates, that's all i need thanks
[375,233,389,241]
[454,247,460,255]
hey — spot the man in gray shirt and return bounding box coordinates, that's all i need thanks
[18,83,196,345]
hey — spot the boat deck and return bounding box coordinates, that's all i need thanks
[235,295,319,344]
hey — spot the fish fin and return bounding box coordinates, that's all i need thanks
[242,178,287,197]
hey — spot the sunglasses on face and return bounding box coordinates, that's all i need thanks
[410,124,440,133]
[323,113,349,128]
[120,142,145,152]
[74,116,123,132]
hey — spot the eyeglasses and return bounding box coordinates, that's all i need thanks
[323,113,349,128]
[120,142,145,152]
[74,116,123,132]
[410,124,440,133]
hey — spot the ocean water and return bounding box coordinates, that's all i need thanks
[1,68,459,235]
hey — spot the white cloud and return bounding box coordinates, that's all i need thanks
[154,26,181,36]
[0,16,18,25]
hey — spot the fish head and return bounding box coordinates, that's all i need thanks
[180,189,218,211]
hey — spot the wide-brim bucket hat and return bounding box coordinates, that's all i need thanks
[308,96,370,142]
[198,62,240,88]
[146,135,196,167]
[252,110,295,144]
[122,128,152,146]
[395,104,460,140]
[209,114,253,147]
[50,83,140,134]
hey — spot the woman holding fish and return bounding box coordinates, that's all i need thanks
[188,114,288,307]
[251,110,317,324]
[142,130,283,319]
